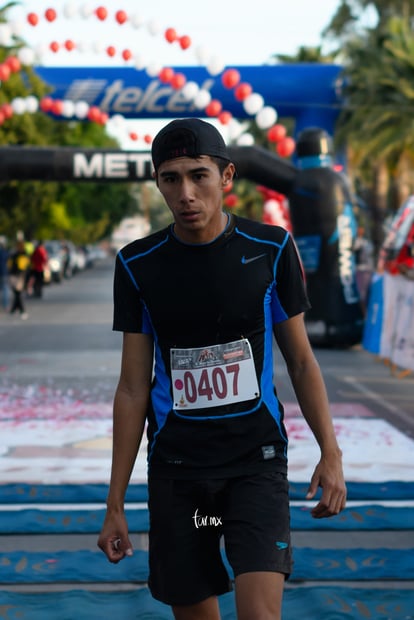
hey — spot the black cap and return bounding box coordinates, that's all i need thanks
[151,118,231,170]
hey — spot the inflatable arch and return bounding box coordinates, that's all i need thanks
[35,63,343,136]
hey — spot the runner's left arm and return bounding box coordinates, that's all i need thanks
[274,313,347,518]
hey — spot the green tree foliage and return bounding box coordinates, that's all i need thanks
[273,46,338,64]
[314,1,414,254]
[0,2,138,243]
[323,0,414,41]
[333,14,414,250]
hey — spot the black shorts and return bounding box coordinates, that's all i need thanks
[147,471,292,607]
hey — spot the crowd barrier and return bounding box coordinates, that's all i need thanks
[363,272,414,376]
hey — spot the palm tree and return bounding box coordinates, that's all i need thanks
[271,46,338,64]
[334,15,414,251]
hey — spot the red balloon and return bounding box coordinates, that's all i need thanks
[122,49,132,61]
[267,124,287,143]
[51,100,64,115]
[99,112,109,125]
[50,41,60,53]
[96,6,108,20]
[87,106,102,122]
[276,137,296,158]
[106,46,116,57]
[2,103,13,119]
[234,82,252,102]
[45,8,57,22]
[129,132,138,141]
[165,27,177,43]
[205,100,222,117]
[223,180,233,193]
[218,111,232,125]
[64,40,75,51]
[27,12,39,26]
[40,97,53,112]
[0,64,11,81]
[159,67,174,83]
[170,72,186,89]
[179,35,191,50]
[144,134,152,144]
[115,10,127,24]
[224,194,238,208]
[5,56,21,73]
[221,69,241,89]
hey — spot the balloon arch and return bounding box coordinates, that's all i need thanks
[0,4,342,148]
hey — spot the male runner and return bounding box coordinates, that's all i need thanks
[98,118,346,620]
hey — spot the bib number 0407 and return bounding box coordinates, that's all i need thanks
[171,339,260,410]
[182,363,239,404]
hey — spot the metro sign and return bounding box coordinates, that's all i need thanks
[73,152,153,180]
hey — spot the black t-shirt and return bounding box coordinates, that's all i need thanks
[113,214,310,479]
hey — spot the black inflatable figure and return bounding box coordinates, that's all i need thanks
[288,128,364,347]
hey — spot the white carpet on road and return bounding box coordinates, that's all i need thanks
[1,388,413,484]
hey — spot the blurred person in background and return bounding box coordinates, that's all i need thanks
[8,239,30,319]
[354,226,375,312]
[27,240,49,298]
[0,236,9,311]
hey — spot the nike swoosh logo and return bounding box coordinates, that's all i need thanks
[241,253,266,265]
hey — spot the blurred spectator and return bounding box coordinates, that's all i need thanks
[354,226,375,311]
[27,240,49,298]
[0,236,9,311]
[61,243,72,279]
[7,239,30,319]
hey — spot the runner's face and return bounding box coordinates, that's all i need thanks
[156,156,234,243]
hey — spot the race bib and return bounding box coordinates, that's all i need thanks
[170,339,260,410]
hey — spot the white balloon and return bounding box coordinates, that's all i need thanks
[63,1,78,18]
[35,43,49,59]
[25,96,39,113]
[62,100,76,117]
[193,89,212,109]
[195,45,210,64]
[255,106,278,129]
[237,133,255,146]
[181,81,199,101]
[146,61,163,77]
[243,93,264,116]
[17,47,35,66]
[134,55,147,71]
[130,13,145,28]
[0,24,12,46]
[263,199,280,215]
[80,2,94,18]
[110,114,125,128]
[227,119,245,140]
[11,97,26,115]
[147,19,161,36]
[92,41,105,54]
[76,40,92,54]
[74,101,89,119]
[207,55,225,76]
[9,19,24,37]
